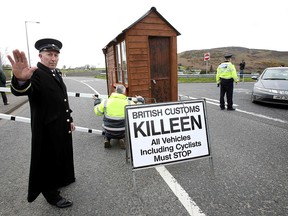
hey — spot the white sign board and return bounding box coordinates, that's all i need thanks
[126,100,210,170]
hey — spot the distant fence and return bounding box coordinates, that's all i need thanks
[3,69,106,79]
[63,69,106,77]
[5,71,259,84]
[178,73,259,78]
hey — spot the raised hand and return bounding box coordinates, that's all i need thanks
[7,49,37,81]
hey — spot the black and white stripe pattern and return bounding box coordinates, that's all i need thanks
[0,87,140,101]
[74,126,102,134]
[0,113,31,123]
[0,113,103,134]
[0,87,11,93]
[67,92,106,99]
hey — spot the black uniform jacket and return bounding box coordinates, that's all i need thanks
[0,70,6,87]
[11,62,75,202]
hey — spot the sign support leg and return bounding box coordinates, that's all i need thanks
[209,156,215,179]
[132,171,138,195]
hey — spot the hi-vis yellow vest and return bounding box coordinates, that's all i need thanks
[216,62,239,84]
[94,92,132,119]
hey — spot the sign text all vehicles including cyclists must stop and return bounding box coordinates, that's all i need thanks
[125,100,211,170]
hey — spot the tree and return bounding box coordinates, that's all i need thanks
[0,53,3,70]
[84,64,90,70]
[0,48,9,70]
[0,51,4,70]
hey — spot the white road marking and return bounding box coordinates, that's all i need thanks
[180,95,287,124]
[234,88,252,95]
[173,93,286,214]
[74,81,207,215]
[236,109,287,123]
[184,96,239,107]
[56,80,287,215]
[205,97,239,107]
[66,77,101,94]
[156,166,206,216]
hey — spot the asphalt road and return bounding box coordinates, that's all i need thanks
[0,78,287,216]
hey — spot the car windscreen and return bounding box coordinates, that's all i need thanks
[262,69,288,80]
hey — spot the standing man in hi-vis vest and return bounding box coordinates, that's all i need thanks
[216,54,239,111]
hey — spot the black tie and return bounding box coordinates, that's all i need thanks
[52,70,60,82]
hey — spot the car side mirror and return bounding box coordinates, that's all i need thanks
[251,75,258,80]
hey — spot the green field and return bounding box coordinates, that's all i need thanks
[93,74,255,83]
[177,77,255,83]
[4,68,255,83]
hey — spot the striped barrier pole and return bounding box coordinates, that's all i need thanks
[0,87,142,101]
[0,113,103,135]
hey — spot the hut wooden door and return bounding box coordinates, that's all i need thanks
[149,37,171,103]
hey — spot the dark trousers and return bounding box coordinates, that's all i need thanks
[1,92,8,104]
[42,190,61,204]
[240,70,244,79]
[104,129,125,141]
[219,79,234,109]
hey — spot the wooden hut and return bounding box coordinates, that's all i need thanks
[102,7,180,103]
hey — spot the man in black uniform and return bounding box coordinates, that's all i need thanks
[7,38,75,208]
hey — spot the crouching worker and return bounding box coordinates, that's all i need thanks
[93,84,144,149]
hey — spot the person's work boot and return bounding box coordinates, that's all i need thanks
[104,140,111,148]
[119,139,125,149]
[53,197,73,208]
[47,196,73,208]
[227,107,236,111]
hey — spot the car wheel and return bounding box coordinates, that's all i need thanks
[251,93,256,103]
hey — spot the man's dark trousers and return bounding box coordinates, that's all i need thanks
[220,78,234,109]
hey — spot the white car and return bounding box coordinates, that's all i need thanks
[251,67,288,105]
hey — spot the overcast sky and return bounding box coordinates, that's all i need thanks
[1,0,287,68]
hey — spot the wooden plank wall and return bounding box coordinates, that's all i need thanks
[106,46,116,95]
[105,10,178,101]
[125,11,178,100]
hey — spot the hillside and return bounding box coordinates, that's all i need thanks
[177,47,288,73]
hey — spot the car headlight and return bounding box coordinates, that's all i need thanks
[254,86,278,94]
[270,89,279,94]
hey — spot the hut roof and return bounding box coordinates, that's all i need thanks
[103,7,181,53]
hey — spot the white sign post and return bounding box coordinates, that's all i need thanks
[204,53,210,61]
[125,99,211,170]
[204,52,210,74]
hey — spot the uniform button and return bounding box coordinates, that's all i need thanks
[66,109,69,112]
[68,131,71,133]
[67,119,70,122]
[64,99,67,102]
